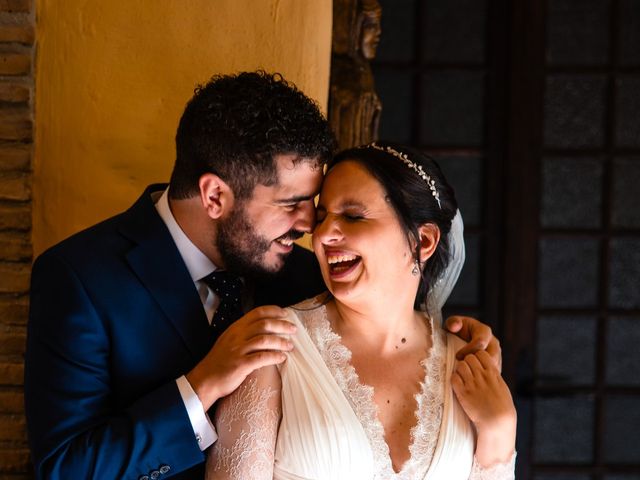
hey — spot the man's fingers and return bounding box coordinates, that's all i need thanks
[245,305,288,320]
[248,318,297,336]
[449,316,503,371]
[445,316,463,333]
[256,318,296,335]
[232,311,296,337]
[245,351,288,372]
[236,305,290,328]
[446,315,483,338]
[243,334,294,353]
[455,339,489,360]
[447,315,493,342]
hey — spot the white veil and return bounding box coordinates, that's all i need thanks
[424,209,465,325]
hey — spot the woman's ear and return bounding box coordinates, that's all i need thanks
[198,173,234,220]
[417,223,441,263]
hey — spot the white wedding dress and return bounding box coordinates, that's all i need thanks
[207,296,515,480]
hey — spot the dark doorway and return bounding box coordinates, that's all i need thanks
[371,1,640,478]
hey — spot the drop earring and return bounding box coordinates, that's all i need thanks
[412,261,420,276]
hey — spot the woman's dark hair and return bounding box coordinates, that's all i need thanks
[170,71,335,201]
[329,142,458,309]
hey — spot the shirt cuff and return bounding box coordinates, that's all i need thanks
[176,375,218,450]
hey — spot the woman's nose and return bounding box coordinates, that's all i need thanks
[314,214,343,244]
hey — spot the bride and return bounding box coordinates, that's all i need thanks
[206,143,516,479]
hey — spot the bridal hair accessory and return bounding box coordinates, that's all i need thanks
[412,261,420,276]
[363,142,442,209]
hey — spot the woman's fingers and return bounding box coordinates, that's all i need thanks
[474,350,496,370]
[463,353,484,373]
[455,357,474,385]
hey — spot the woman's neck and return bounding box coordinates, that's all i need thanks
[329,296,426,355]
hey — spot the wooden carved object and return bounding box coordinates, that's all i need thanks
[329,0,382,150]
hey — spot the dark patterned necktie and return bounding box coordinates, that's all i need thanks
[201,270,244,329]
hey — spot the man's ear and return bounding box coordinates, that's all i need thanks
[417,223,440,263]
[198,173,234,219]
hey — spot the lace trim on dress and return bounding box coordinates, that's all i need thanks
[297,297,446,480]
[469,452,517,480]
[211,377,279,479]
[403,324,446,478]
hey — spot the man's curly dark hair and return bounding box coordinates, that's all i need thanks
[169,71,335,201]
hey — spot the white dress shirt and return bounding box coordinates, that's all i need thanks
[154,188,218,450]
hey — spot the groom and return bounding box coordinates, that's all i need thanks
[24,71,499,480]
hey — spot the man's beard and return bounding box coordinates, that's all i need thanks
[216,204,303,279]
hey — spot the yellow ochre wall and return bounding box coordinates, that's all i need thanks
[34,0,332,255]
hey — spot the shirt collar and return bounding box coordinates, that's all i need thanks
[154,188,216,282]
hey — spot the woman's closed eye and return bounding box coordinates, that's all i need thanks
[343,212,365,221]
[315,211,365,223]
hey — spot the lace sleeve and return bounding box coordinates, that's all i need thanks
[205,366,281,480]
[469,452,516,480]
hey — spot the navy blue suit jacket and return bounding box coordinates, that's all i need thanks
[24,185,326,480]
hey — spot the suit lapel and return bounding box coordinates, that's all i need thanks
[120,185,212,361]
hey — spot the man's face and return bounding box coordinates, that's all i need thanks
[216,153,323,277]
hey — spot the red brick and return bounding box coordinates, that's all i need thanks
[0,414,26,442]
[0,391,23,413]
[0,296,28,326]
[0,363,24,385]
[0,173,30,201]
[0,0,30,13]
[0,203,30,230]
[0,329,26,356]
[0,119,31,140]
[0,262,30,293]
[0,83,29,103]
[0,52,29,75]
[0,107,30,120]
[0,144,30,170]
[0,448,30,474]
[0,108,31,141]
[0,232,31,261]
[0,24,33,44]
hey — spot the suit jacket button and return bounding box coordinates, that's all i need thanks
[150,471,160,480]
[159,465,171,474]
[138,476,149,480]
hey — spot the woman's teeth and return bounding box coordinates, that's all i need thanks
[327,254,361,273]
[327,254,358,264]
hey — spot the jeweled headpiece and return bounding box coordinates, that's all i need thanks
[362,142,442,208]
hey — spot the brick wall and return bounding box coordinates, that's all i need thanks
[0,0,33,478]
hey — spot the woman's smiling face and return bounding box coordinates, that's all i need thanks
[313,160,418,305]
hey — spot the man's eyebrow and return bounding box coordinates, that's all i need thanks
[273,194,317,205]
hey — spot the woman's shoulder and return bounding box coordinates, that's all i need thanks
[429,319,468,360]
[285,294,337,349]
[288,293,330,311]
[286,294,330,325]
[444,330,468,351]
